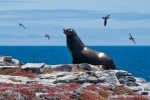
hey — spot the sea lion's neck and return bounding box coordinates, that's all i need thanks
[67,33,85,51]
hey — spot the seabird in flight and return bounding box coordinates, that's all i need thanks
[129,33,136,44]
[102,15,110,27]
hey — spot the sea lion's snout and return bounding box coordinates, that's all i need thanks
[63,28,67,34]
[63,28,66,31]
[63,28,73,36]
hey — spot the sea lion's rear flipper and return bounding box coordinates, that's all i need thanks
[105,61,116,70]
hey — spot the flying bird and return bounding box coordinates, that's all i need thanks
[102,15,110,27]
[45,34,50,40]
[129,33,136,44]
[18,22,26,29]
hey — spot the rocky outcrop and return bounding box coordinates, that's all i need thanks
[0,56,150,99]
[20,63,106,74]
[21,63,45,74]
[0,69,150,99]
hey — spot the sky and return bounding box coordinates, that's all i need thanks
[0,0,150,46]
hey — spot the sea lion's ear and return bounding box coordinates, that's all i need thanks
[68,28,72,31]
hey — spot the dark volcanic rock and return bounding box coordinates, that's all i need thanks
[78,63,92,71]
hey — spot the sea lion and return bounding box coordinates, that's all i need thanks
[63,28,116,70]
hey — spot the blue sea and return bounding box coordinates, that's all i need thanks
[0,46,150,82]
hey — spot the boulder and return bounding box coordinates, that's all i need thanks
[0,66,19,70]
[0,56,20,66]
[78,63,92,71]
[21,63,45,74]
[50,64,72,72]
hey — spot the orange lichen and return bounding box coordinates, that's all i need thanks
[0,67,36,78]
[42,69,62,74]
[9,78,22,82]
[71,67,88,72]
[79,90,100,100]
[109,95,148,100]
[0,82,148,100]
[115,86,136,95]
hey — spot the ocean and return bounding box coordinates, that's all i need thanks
[0,46,150,82]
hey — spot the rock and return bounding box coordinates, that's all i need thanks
[115,71,131,78]
[126,76,136,82]
[79,73,89,79]
[0,60,150,99]
[33,98,47,100]
[135,77,147,83]
[130,87,143,92]
[140,91,149,95]
[14,94,25,100]
[139,83,150,91]
[70,90,83,99]
[87,76,98,83]
[40,64,51,73]
[89,64,106,71]
[115,70,138,86]
[40,89,48,93]
[75,79,86,84]
[11,59,20,66]
[148,94,150,100]
[0,56,20,66]
[125,82,139,86]
[97,78,105,83]
[85,71,94,75]
[2,90,14,96]
[43,64,51,69]
[50,64,71,72]
[78,63,92,71]
[38,74,56,79]
[0,66,19,70]
[21,63,45,74]
[44,97,61,100]
[55,72,67,77]
[138,91,150,99]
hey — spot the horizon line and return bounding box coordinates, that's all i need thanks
[0,45,150,46]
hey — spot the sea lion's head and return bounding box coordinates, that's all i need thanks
[63,28,85,51]
[63,28,75,37]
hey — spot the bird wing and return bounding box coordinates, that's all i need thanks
[48,36,50,40]
[102,17,105,19]
[18,22,21,24]
[129,33,132,38]
[45,34,48,37]
[132,39,136,44]
[18,22,22,26]
[104,19,107,26]
[22,25,26,29]
[106,15,110,19]
[18,22,26,29]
